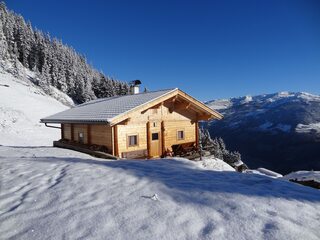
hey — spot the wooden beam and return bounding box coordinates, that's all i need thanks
[117,118,131,125]
[114,125,119,157]
[161,121,165,155]
[172,95,178,103]
[61,124,64,139]
[146,121,151,158]
[70,124,74,141]
[87,124,91,145]
[111,126,115,156]
[195,121,199,149]
[177,89,223,120]
[141,102,163,114]
[174,102,190,111]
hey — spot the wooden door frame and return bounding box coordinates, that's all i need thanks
[147,121,163,158]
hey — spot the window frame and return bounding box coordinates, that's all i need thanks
[177,130,185,140]
[127,134,139,147]
[78,132,84,144]
[152,132,159,141]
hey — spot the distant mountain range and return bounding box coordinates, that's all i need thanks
[205,92,320,174]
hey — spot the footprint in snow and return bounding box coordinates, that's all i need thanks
[142,194,159,201]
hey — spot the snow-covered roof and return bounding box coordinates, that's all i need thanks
[41,88,177,124]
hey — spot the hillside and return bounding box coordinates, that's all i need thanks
[205,92,320,174]
[0,63,70,146]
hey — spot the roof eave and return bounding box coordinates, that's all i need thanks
[40,119,110,124]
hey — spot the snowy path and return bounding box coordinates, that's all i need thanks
[0,146,320,240]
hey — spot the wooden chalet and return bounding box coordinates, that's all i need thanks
[41,87,222,159]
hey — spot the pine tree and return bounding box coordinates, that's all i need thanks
[0,2,130,103]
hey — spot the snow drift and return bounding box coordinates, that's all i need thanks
[1,146,320,240]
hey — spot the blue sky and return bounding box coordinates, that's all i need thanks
[5,0,320,101]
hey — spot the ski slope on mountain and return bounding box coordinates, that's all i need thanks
[0,67,70,146]
[1,146,320,240]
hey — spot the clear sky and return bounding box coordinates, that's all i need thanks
[5,0,320,101]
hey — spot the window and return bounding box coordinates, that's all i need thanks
[153,122,157,127]
[128,135,138,147]
[177,130,184,140]
[78,132,84,144]
[152,133,159,140]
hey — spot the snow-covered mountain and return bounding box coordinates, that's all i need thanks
[205,92,320,174]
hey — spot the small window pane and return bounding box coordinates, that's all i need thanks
[78,132,84,143]
[177,131,184,140]
[128,135,138,146]
[152,133,159,140]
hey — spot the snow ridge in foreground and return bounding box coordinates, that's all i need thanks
[1,146,320,240]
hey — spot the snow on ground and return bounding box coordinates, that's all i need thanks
[193,156,235,171]
[1,146,320,240]
[283,171,320,183]
[0,68,69,146]
[206,99,232,110]
[295,123,320,134]
[246,168,283,179]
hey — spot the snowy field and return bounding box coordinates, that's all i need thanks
[1,146,320,240]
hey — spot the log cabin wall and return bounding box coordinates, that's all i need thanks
[90,124,113,153]
[116,101,198,158]
[163,120,196,150]
[63,124,72,139]
[117,123,148,158]
[62,124,113,153]
[61,101,199,158]
[73,124,88,143]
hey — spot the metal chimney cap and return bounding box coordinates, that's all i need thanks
[130,80,141,86]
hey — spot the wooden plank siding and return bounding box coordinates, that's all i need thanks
[63,124,72,140]
[62,124,113,154]
[72,124,88,143]
[115,103,198,158]
[163,120,196,151]
[117,123,148,158]
[90,124,113,153]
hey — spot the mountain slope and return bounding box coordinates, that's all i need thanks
[0,64,70,146]
[205,92,320,174]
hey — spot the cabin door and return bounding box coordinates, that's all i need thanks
[148,121,162,157]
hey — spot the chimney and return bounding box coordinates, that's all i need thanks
[129,80,141,94]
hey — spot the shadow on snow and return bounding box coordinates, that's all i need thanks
[4,146,320,204]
